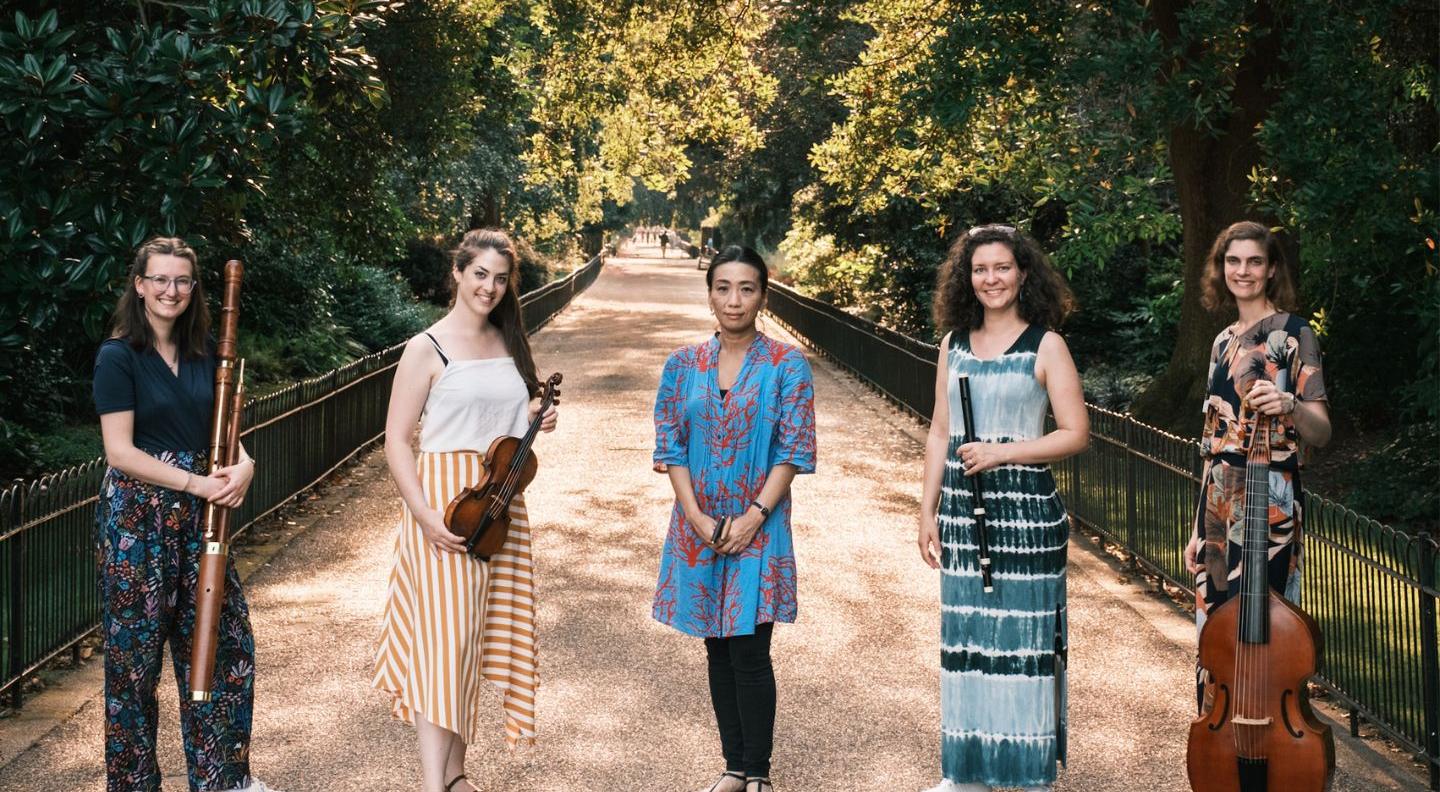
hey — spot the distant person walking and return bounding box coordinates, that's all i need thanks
[659,230,670,258]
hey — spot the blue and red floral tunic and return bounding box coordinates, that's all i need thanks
[652,333,817,638]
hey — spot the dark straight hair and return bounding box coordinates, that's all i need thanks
[705,245,769,292]
[452,228,541,397]
[110,236,211,358]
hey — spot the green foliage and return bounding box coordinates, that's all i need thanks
[396,240,454,305]
[722,0,1436,436]
[330,264,442,351]
[0,3,388,347]
[1342,420,1440,531]
[0,2,390,476]
[1249,0,1439,423]
[0,0,625,478]
[779,230,884,318]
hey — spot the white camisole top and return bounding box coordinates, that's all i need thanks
[417,333,531,454]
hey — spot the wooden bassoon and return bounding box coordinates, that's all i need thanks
[189,259,246,702]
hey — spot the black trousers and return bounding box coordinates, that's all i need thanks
[704,622,776,777]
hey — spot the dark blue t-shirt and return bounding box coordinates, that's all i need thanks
[93,338,216,453]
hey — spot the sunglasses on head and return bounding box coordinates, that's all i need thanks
[967,224,1017,238]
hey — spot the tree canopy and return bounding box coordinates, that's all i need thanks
[1,0,1434,525]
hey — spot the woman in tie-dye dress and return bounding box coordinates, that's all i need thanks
[916,225,1089,792]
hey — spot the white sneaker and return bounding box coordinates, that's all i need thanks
[921,783,990,792]
[228,779,285,792]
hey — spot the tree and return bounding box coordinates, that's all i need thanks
[774,0,1437,434]
[0,1,389,471]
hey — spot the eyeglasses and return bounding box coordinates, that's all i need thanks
[967,224,1017,238]
[139,275,196,294]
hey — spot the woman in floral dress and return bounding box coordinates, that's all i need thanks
[1183,220,1331,705]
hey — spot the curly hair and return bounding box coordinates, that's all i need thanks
[932,226,1076,334]
[1199,221,1297,314]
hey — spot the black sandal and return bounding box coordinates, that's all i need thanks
[745,778,773,792]
[706,771,745,792]
[444,775,471,792]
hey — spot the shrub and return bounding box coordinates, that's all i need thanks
[332,264,441,350]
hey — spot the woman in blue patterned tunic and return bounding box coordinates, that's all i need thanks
[93,237,280,792]
[916,225,1089,792]
[653,246,817,792]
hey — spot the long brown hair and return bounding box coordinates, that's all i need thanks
[932,225,1076,333]
[110,236,211,358]
[452,229,541,396]
[1199,221,1298,313]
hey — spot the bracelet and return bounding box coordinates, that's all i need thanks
[1283,392,1297,415]
[749,500,771,519]
[182,472,192,494]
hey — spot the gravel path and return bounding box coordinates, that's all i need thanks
[0,245,1423,791]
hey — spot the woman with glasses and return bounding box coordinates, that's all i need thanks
[652,246,816,792]
[916,225,1088,792]
[93,237,277,791]
[372,229,556,792]
[1182,221,1329,702]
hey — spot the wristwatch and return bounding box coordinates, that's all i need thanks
[749,500,772,519]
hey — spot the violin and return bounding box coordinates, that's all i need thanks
[444,372,561,560]
[1187,397,1334,791]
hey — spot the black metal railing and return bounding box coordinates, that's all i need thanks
[0,252,604,706]
[766,280,1440,789]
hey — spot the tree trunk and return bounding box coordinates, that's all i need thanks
[470,193,501,229]
[1130,0,1290,435]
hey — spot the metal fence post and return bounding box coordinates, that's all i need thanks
[1418,536,1439,790]
[9,480,25,709]
[1124,415,1137,564]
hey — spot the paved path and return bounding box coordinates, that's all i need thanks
[0,245,1425,791]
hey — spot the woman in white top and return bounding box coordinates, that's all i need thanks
[372,229,558,792]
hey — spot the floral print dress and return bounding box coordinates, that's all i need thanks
[1192,312,1326,629]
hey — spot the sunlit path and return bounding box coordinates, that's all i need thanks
[0,243,1420,791]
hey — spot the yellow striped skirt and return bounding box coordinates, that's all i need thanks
[372,450,538,746]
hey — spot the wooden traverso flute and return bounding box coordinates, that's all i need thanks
[190,259,244,702]
[956,373,994,593]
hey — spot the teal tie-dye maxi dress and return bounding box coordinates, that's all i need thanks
[939,323,1068,788]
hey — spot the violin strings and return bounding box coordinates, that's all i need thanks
[1230,416,1271,761]
[483,391,555,522]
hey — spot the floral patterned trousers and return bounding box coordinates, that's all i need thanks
[96,451,255,792]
